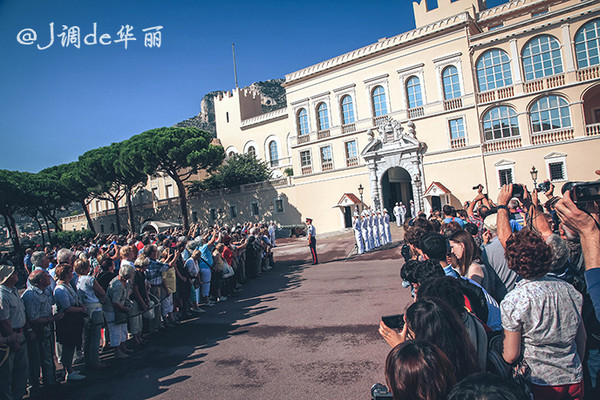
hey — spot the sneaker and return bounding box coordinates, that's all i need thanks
[190,308,206,313]
[66,372,86,382]
[205,301,216,307]
[218,296,228,301]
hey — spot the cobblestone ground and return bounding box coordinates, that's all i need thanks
[50,226,411,400]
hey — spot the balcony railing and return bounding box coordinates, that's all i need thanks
[301,165,313,175]
[524,79,544,93]
[444,97,462,111]
[577,65,600,82]
[485,137,522,153]
[546,74,565,89]
[407,106,424,119]
[531,128,574,146]
[321,161,333,171]
[373,115,387,126]
[317,129,330,139]
[297,134,310,144]
[450,137,467,149]
[586,123,600,136]
[346,157,359,167]
[342,123,356,133]
[524,74,566,93]
[478,91,496,103]
[497,86,514,100]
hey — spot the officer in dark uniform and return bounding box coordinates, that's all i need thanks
[306,218,318,265]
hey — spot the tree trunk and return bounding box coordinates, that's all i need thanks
[42,213,52,245]
[82,200,96,233]
[6,213,22,262]
[126,188,136,234]
[174,177,190,230]
[47,212,61,233]
[33,215,46,245]
[109,196,122,234]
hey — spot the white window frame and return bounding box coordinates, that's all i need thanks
[333,84,357,127]
[544,152,568,182]
[363,74,391,118]
[446,115,468,146]
[230,205,237,219]
[433,53,464,103]
[397,63,427,111]
[494,159,516,188]
[244,140,259,158]
[319,144,334,171]
[310,92,331,132]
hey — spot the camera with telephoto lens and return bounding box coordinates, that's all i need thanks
[561,181,600,203]
[400,243,411,263]
[371,383,393,399]
[472,184,483,190]
[537,181,552,193]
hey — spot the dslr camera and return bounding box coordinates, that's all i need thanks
[371,383,393,399]
[472,184,484,190]
[537,181,552,193]
[562,181,600,203]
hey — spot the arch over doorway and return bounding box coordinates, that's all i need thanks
[381,167,413,219]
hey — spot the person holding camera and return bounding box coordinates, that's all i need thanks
[497,184,586,400]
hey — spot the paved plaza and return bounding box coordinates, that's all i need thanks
[57,227,411,400]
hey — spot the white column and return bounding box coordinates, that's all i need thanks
[510,39,523,84]
[562,24,576,72]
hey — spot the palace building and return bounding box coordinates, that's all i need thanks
[64,0,600,235]
[212,0,600,233]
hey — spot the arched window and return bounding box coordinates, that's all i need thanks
[476,49,513,92]
[522,35,563,81]
[575,19,600,68]
[341,95,355,124]
[482,106,520,141]
[442,66,461,100]
[530,96,571,133]
[372,86,387,117]
[247,146,256,157]
[297,108,309,136]
[269,141,279,167]
[316,102,329,131]
[406,76,423,109]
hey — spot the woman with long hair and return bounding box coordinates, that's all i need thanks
[379,298,480,382]
[385,340,456,400]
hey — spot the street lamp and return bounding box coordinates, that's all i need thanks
[530,166,538,189]
[358,184,364,213]
[414,175,422,211]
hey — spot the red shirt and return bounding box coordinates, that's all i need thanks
[222,247,233,265]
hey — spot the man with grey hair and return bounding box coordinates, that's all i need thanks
[28,251,55,293]
[22,270,63,391]
[56,248,74,265]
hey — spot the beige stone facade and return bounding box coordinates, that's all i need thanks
[64,0,600,235]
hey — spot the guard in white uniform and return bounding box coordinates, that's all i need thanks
[399,202,407,225]
[352,214,364,254]
[371,211,380,248]
[383,209,392,244]
[361,213,371,252]
[377,210,386,246]
[366,212,375,250]
[410,200,417,219]
[393,203,401,227]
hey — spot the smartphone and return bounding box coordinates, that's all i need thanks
[382,314,405,330]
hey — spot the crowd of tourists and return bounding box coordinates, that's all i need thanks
[377,176,600,400]
[0,221,278,399]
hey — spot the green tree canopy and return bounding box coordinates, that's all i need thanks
[188,153,272,196]
[127,127,224,230]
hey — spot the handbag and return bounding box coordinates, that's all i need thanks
[222,261,235,278]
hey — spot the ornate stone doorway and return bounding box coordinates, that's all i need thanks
[361,117,426,213]
[381,167,413,216]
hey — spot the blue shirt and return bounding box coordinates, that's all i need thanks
[585,268,600,324]
[443,265,460,279]
[198,244,213,269]
[443,217,466,228]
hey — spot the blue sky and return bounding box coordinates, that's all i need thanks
[0,0,509,173]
